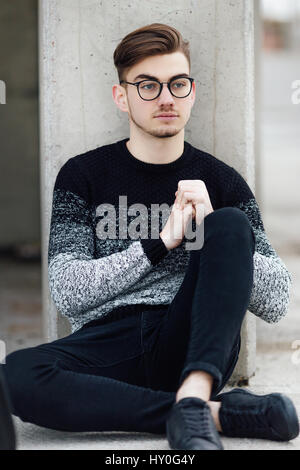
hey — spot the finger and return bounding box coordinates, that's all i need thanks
[194,202,205,225]
[182,204,194,224]
[179,191,196,210]
[176,189,182,209]
[176,184,189,208]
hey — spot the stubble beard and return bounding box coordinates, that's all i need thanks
[127,103,182,139]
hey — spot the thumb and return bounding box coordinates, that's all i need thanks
[182,204,193,222]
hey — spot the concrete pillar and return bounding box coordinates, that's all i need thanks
[254,0,263,210]
[39,0,256,382]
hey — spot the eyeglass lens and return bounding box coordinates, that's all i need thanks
[138,78,192,100]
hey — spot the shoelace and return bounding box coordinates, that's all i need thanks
[179,401,215,440]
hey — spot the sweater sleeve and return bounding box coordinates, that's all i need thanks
[225,166,292,324]
[47,158,169,320]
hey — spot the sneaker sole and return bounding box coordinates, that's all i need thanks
[166,425,223,451]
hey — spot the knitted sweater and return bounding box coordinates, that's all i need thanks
[48,138,292,333]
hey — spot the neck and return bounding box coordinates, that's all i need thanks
[126,128,185,164]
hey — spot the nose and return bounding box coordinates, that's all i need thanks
[156,83,176,105]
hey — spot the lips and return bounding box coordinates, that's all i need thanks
[155,114,178,118]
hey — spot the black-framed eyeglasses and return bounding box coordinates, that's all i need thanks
[120,76,194,101]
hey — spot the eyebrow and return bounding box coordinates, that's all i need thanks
[133,73,190,82]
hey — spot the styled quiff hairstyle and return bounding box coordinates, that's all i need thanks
[113,23,191,85]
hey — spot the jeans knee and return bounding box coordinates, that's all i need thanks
[206,207,255,250]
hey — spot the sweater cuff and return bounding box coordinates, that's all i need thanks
[140,236,170,266]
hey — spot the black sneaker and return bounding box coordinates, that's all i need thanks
[214,388,300,441]
[0,366,16,450]
[166,397,224,450]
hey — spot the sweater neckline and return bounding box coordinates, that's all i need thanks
[115,138,194,173]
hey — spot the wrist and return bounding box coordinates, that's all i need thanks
[159,232,172,251]
[206,205,214,216]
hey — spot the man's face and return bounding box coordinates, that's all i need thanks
[114,52,196,139]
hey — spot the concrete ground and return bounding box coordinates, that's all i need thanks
[0,50,300,450]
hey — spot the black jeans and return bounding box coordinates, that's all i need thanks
[1,207,255,434]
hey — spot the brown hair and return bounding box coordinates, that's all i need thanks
[113,23,191,84]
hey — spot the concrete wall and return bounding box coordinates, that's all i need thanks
[0,0,40,247]
[39,0,256,382]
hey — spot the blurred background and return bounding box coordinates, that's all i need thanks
[252,0,300,394]
[0,1,299,387]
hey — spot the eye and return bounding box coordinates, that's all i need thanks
[140,81,159,90]
[172,81,186,88]
[141,84,154,90]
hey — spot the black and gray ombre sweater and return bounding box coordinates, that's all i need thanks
[48,138,292,333]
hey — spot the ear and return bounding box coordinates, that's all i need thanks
[112,84,129,113]
[191,81,196,107]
